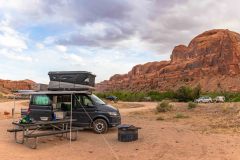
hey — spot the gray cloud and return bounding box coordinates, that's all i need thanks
[34,0,133,25]
[57,21,135,47]
[1,0,240,55]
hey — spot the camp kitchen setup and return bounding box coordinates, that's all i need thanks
[7,71,140,149]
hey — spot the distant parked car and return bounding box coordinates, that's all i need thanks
[214,96,225,103]
[106,96,118,102]
[195,96,213,103]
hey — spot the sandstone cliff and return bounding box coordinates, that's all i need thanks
[0,79,36,94]
[96,29,240,92]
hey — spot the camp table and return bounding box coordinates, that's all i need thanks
[8,119,81,149]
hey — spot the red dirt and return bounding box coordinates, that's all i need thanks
[0,101,240,160]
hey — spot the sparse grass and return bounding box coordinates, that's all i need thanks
[156,116,165,121]
[174,113,189,119]
[129,111,142,116]
[188,102,197,109]
[107,101,144,109]
[221,105,229,113]
[0,93,9,102]
[220,104,237,114]
[156,101,173,113]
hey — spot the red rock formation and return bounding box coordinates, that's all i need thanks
[96,29,240,92]
[0,79,36,94]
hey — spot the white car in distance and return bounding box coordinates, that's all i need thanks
[214,96,225,103]
[195,96,213,103]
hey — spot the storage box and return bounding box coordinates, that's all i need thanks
[54,111,66,120]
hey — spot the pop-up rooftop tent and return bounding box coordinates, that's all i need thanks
[48,71,96,91]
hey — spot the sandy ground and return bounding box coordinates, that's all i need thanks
[0,100,28,120]
[1,100,240,160]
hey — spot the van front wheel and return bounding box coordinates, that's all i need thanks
[93,119,108,134]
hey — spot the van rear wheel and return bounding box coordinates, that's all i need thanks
[93,119,108,134]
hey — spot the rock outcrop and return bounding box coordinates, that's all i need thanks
[96,29,240,92]
[0,79,36,94]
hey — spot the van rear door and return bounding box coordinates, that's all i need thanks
[29,94,52,120]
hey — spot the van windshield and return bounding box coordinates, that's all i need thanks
[90,94,105,105]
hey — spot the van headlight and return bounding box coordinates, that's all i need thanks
[108,112,118,116]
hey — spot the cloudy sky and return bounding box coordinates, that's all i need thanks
[0,0,239,83]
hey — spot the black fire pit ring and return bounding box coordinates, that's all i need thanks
[117,124,141,142]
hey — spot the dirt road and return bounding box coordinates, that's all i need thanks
[116,101,157,114]
[1,101,240,160]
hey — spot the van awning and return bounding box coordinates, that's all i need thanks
[15,90,92,95]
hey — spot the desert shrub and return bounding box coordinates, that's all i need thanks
[156,101,173,113]
[174,113,189,119]
[188,102,197,109]
[0,93,3,98]
[156,116,165,121]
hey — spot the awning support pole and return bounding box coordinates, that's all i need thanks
[12,95,16,120]
[70,93,72,144]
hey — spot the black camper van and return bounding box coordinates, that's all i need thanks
[24,71,121,134]
[28,91,121,134]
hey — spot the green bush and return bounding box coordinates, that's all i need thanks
[174,85,201,102]
[231,96,240,102]
[96,90,176,102]
[188,102,197,109]
[95,85,201,102]
[156,101,173,113]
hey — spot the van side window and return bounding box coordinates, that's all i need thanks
[82,95,94,107]
[56,95,71,111]
[32,95,51,106]
[74,95,93,108]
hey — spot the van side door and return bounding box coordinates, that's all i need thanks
[72,94,96,127]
